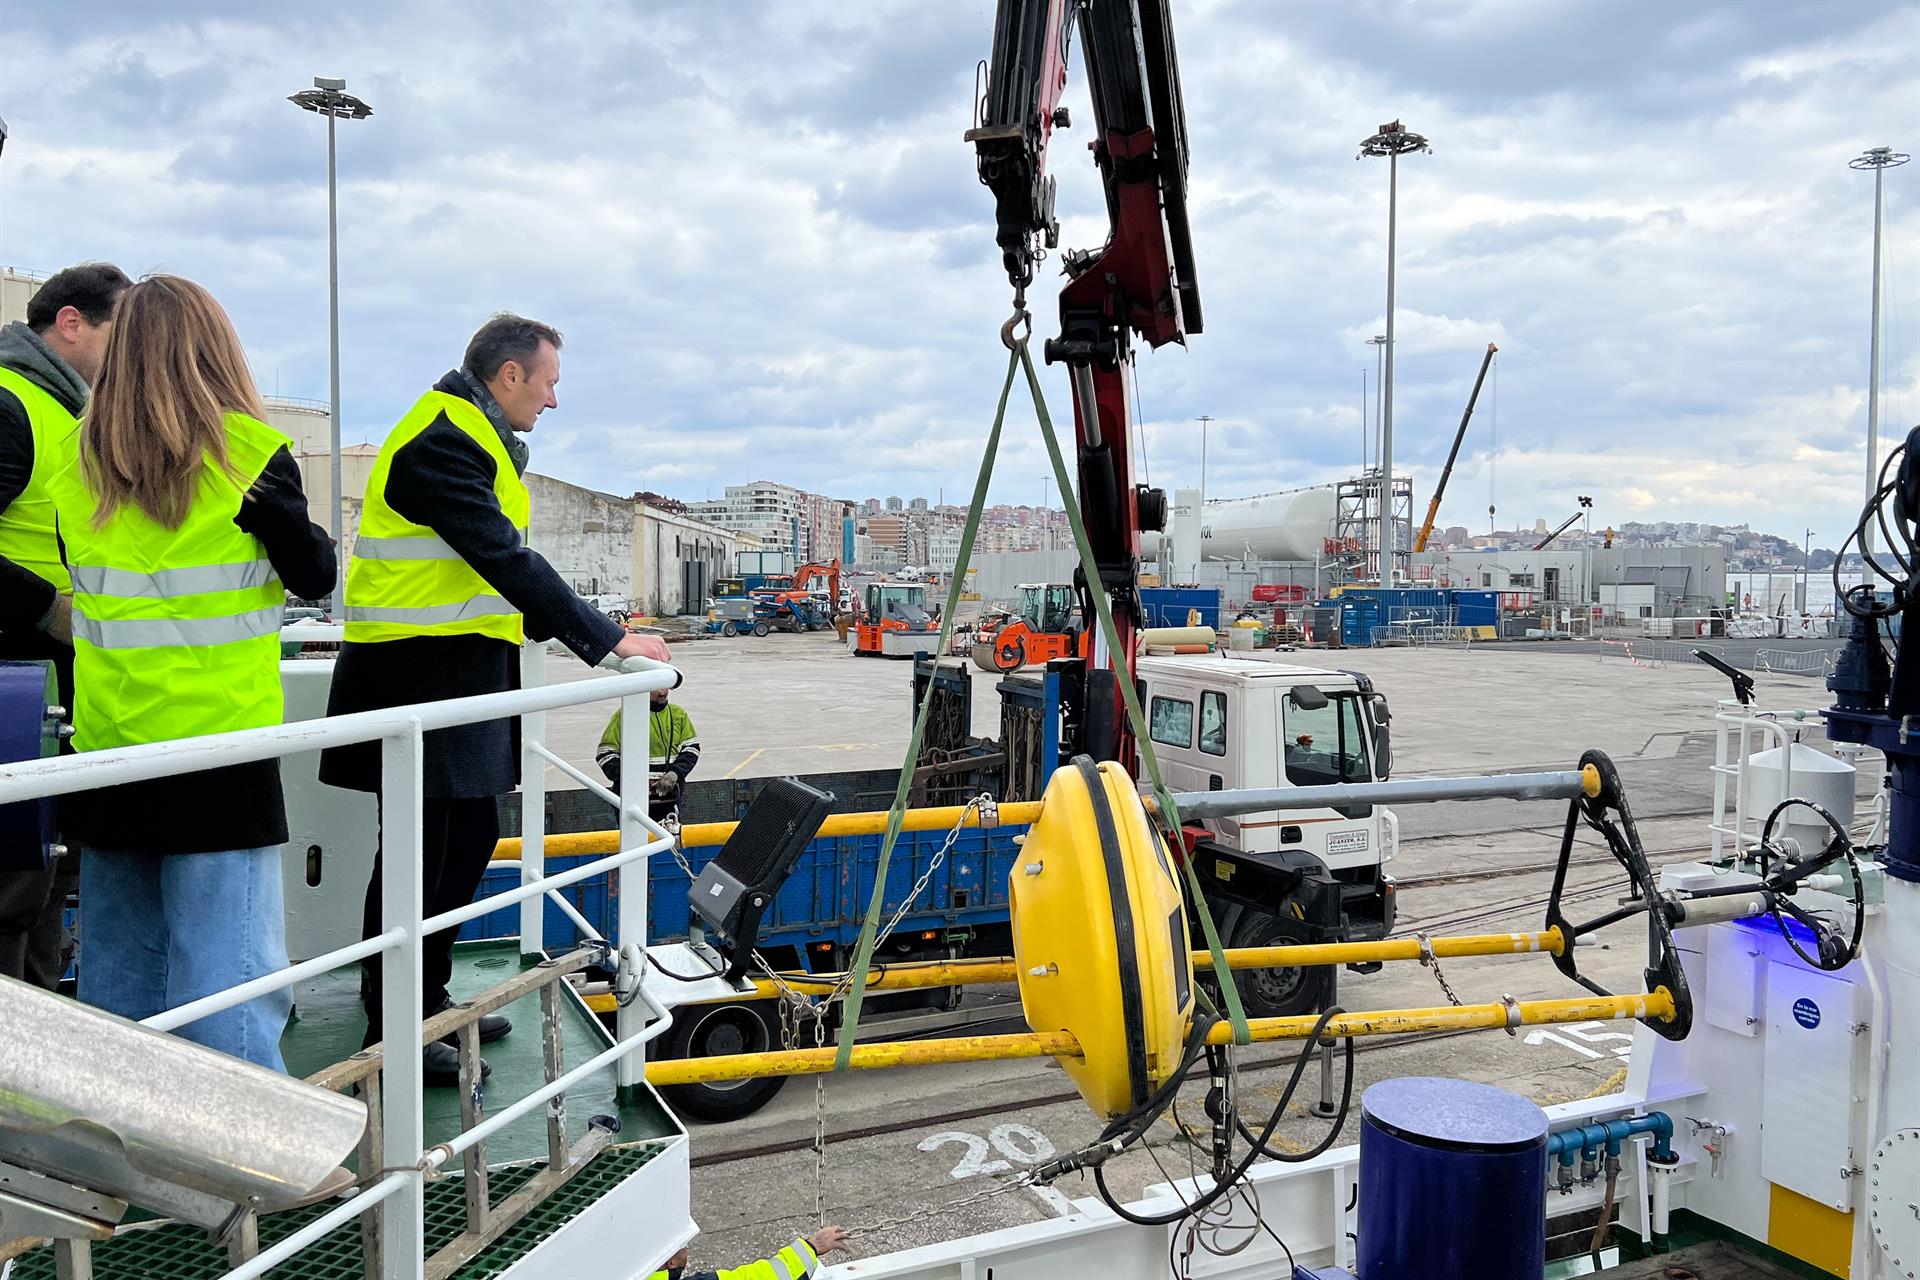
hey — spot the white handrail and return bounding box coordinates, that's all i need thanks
[0,660,678,803]
[219,1175,409,1280]
[144,928,406,1034]
[0,645,684,1280]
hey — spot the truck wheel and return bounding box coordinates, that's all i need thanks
[656,1000,788,1123]
[753,621,771,638]
[720,621,738,638]
[1227,911,1327,1019]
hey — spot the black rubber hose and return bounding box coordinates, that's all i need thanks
[1092,1007,1345,1227]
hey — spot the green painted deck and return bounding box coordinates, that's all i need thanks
[7,941,680,1279]
[281,939,679,1161]
[8,1142,667,1280]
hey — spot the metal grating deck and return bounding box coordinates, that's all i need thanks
[8,1141,666,1280]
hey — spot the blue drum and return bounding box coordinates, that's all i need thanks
[1356,1076,1548,1280]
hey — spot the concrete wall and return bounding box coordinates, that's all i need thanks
[1412,544,1727,611]
[0,269,42,326]
[631,504,738,617]
[526,474,633,600]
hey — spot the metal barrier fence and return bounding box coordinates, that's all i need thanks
[0,635,682,1280]
[1620,639,1729,668]
[1755,648,1837,678]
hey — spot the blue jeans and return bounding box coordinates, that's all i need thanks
[77,846,291,1071]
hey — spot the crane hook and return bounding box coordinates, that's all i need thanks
[1001,307,1032,350]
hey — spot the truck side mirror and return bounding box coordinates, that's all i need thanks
[1287,685,1329,711]
[1370,695,1393,780]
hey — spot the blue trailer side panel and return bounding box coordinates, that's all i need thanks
[462,824,1026,953]
[1139,586,1222,629]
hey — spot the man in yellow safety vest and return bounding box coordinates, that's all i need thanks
[0,261,130,988]
[320,314,658,1087]
[650,1226,847,1280]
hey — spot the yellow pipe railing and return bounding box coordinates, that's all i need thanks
[641,988,1673,1086]
[494,800,1048,861]
[707,929,1564,999]
[579,930,1569,1012]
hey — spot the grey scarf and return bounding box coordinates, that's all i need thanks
[0,322,89,415]
[455,367,531,476]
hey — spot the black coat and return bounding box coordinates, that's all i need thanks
[319,373,623,798]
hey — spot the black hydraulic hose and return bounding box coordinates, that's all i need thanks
[1092,1007,1346,1227]
[1234,1031,1356,1163]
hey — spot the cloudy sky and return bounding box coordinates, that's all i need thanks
[4,0,1915,548]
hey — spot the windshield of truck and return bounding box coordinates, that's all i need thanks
[1283,692,1370,786]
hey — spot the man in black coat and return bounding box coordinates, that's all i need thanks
[321,314,656,1085]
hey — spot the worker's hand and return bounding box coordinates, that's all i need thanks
[43,596,73,647]
[650,774,678,799]
[613,632,672,663]
[808,1226,850,1256]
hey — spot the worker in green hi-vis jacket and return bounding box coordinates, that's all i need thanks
[597,682,700,823]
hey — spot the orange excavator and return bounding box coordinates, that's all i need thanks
[751,560,842,632]
[971,583,1088,671]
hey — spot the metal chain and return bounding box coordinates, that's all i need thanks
[1414,931,1464,1007]
[741,795,992,1230]
[845,1170,1041,1238]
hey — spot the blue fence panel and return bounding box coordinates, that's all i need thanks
[1453,590,1499,627]
[1139,587,1223,630]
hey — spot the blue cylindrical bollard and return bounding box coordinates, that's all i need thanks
[1356,1077,1548,1280]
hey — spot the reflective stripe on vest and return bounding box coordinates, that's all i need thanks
[46,411,291,752]
[344,389,529,645]
[0,365,78,593]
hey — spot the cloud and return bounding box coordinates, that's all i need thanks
[0,0,1914,553]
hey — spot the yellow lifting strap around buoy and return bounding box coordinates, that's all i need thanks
[1010,757,1195,1120]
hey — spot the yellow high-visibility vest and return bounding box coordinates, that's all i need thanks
[0,365,77,593]
[46,412,290,751]
[343,390,528,644]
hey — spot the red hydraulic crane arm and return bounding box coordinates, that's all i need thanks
[1413,342,1498,553]
[970,0,1201,765]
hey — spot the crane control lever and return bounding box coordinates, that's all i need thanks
[1693,649,1756,706]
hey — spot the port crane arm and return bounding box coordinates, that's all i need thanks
[1413,342,1497,553]
[1535,512,1584,550]
[970,0,1199,762]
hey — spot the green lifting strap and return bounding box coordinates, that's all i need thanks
[833,338,1251,1070]
[1017,344,1251,1046]
[832,344,1022,1070]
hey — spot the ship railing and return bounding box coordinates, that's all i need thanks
[1706,697,1831,864]
[0,641,682,1280]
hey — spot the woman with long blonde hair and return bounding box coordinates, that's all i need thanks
[48,274,333,1070]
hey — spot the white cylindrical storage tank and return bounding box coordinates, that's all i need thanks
[1201,486,1337,562]
[1740,742,1855,858]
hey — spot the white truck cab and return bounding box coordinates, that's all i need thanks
[1133,653,1398,1016]
[1135,654,1393,869]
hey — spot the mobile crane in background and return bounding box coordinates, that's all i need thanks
[1412,342,1498,553]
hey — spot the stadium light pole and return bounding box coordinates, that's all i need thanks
[290,77,373,610]
[1359,122,1428,585]
[0,115,10,279]
[1850,146,1909,560]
